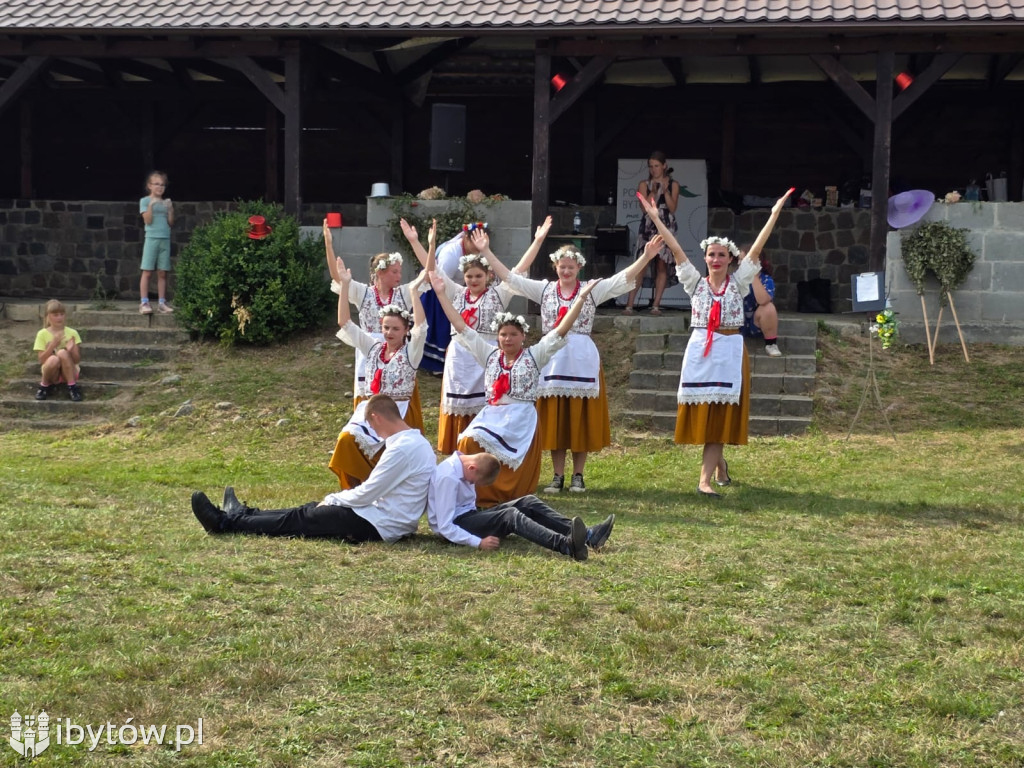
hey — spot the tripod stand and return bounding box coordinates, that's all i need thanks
[846,317,897,441]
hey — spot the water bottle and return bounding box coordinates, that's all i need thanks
[572,211,581,234]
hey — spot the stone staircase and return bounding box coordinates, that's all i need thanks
[622,314,819,436]
[1,303,187,430]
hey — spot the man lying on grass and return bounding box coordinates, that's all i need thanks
[189,394,435,543]
[426,451,615,561]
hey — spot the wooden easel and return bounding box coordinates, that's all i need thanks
[920,292,970,365]
[846,316,897,441]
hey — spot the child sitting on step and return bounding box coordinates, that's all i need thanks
[33,299,83,401]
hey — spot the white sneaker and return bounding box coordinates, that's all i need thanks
[157,302,174,314]
[765,343,782,357]
[139,303,153,315]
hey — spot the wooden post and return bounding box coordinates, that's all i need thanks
[19,101,32,198]
[531,41,552,242]
[265,103,279,202]
[141,102,155,172]
[582,99,595,205]
[947,294,970,363]
[391,100,404,195]
[283,44,303,216]
[869,50,894,273]
[721,101,736,192]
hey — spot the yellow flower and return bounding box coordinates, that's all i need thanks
[876,313,885,323]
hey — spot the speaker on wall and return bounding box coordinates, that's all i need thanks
[430,103,466,172]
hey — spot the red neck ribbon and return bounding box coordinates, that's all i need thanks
[461,306,478,326]
[370,368,384,394]
[703,275,729,357]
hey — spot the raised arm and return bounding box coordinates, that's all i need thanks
[400,218,431,268]
[427,270,467,333]
[324,219,346,282]
[744,188,795,263]
[637,192,687,265]
[410,270,427,329]
[425,219,437,274]
[511,215,552,273]
[336,260,352,327]
[620,234,664,285]
[554,279,601,337]
[469,228,512,282]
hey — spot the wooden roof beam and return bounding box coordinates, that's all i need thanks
[0,55,49,117]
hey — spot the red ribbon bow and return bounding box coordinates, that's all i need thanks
[704,301,723,358]
[370,368,383,394]
[490,372,510,405]
[555,306,568,325]
[461,306,478,327]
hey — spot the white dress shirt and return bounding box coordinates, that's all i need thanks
[321,429,435,542]
[426,452,483,548]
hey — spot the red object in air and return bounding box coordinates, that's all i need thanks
[895,72,914,91]
[551,73,568,91]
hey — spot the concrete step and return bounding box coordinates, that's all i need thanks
[621,410,678,432]
[20,360,172,383]
[6,379,126,398]
[77,342,178,363]
[749,373,816,396]
[749,415,813,437]
[0,397,114,420]
[750,393,814,418]
[78,326,190,345]
[629,369,680,391]
[0,416,110,432]
[748,353,817,376]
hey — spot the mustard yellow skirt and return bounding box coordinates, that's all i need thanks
[437,411,476,454]
[458,434,542,508]
[674,339,750,446]
[328,383,425,489]
[537,367,611,453]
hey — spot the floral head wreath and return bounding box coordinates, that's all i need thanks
[459,253,490,272]
[462,222,488,232]
[374,252,403,271]
[550,245,586,267]
[491,312,529,334]
[699,236,740,258]
[378,304,413,324]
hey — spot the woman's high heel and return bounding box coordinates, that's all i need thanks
[715,459,732,487]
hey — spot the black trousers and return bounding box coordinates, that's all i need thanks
[453,494,572,553]
[226,502,382,542]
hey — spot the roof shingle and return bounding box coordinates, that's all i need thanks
[0,0,1020,32]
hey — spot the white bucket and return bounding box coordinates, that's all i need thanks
[369,182,391,198]
[985,175,1008,202]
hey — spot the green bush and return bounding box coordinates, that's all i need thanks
[175,202,332,345]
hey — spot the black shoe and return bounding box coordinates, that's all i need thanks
[568,516,588,561]
[222,486,245,515]
[714,459,731,487]
[67,384,83,402]
[542,474,564,494]
[697,486,722,499]
[191,491,226,534]
[587,514,615,549]
[35,384,53,401]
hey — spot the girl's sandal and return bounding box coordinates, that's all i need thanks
[650,306,662,316]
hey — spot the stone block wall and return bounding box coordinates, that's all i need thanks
[708,207,872,314]
[886,202,1024,345]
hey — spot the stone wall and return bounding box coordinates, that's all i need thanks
[886,202,1024,345]
[708,207,872,314]
[0,199,370,300]
[0,199,909,320]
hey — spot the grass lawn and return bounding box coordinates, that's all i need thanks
[1,315,1022,767]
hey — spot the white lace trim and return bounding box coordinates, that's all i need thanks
[441,402,485,416]
[470,433,523,470]
[536,384,601,399]
[344,424,385,459]
[677,391,742,406]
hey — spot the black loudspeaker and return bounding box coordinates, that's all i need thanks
[430,103,466,172]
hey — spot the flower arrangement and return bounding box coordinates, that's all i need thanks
[374,252,403,271]
[491,312,529,333]
[550,245,586,267]
[699,236,740,257]
[418,186,446,200]
[900,221,977,307]
[870,309,898,349]
[466,189,486,204]
[943,191,962,204]
[378,304,413,322]
[459,253,489,271]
